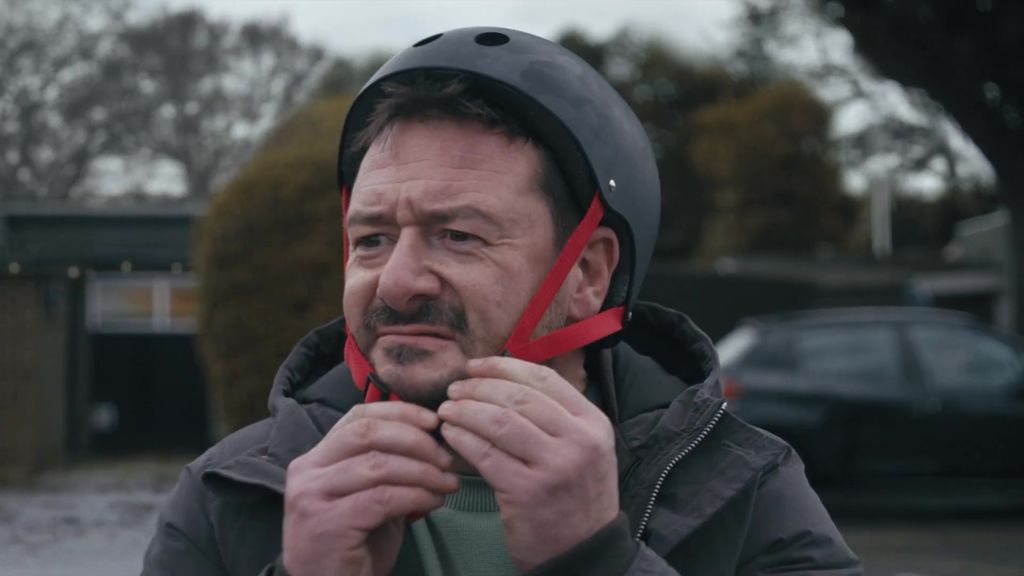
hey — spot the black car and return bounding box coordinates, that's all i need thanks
[717,307,1024,484]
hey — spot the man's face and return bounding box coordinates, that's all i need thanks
[343,119,563,408]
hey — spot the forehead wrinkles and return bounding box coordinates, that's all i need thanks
[350,121,548,219]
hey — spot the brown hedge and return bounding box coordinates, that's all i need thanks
[196,95,352,435]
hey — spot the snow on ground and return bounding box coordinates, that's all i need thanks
[0,455,192,576]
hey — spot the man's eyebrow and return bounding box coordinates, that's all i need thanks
[419,205,502,228]
[345,210,392,229]
[347,205,503,228]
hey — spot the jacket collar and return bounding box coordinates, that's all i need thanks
[608,305,789,551]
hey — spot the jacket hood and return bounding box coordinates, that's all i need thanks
[616,301,722,419]
[266,300,722,426]
[267,319,349,421]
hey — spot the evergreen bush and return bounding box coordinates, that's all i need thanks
[196,95,352,434]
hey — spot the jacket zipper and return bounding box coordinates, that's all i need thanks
[632,401,728,541]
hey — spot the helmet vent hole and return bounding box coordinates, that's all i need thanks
[474,32,510,46]
[413,33,443,47]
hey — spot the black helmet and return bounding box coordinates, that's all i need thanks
[337,26,660,323]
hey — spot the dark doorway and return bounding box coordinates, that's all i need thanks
[90,334,209,452]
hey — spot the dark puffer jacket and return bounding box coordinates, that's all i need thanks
[142,302,861,575]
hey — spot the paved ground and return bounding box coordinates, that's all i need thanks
[839,515,1024,576]
[823,479,1024,576]
[1,457,1022,575]
[0,456,186,576]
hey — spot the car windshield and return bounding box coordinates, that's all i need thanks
[792,324,903,390]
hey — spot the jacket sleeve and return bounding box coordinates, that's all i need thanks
[142,464,229,575]
[525,512,644,576]
[736,449,862,576]
[526,447,860,576]
[143,462,290,576]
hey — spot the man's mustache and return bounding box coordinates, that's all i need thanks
[362,300,469,337]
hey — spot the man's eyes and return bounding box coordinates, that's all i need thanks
[353,234,384,249]
[443,229,477,243]
[351,230,481,251]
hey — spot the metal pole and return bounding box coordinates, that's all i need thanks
[871,177,893,260]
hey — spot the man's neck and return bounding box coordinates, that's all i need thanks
[548,348,588,393]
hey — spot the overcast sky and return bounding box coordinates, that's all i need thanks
[140,0,744,59]
[132,0,994,196]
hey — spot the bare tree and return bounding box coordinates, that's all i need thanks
[734,0,995,196]
[832,0,1024,330]
[1,4,328,202]
[0,0,130,201]
[112,10,328,198]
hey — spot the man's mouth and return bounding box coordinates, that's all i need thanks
[362,301,468,360]
[375,325,456,343]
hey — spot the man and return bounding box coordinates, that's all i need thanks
[144,27,860,575]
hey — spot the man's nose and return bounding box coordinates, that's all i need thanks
[375,232,442,312]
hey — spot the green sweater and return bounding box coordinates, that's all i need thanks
[399,475,519,575]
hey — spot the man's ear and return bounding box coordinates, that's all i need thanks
[567,226,620,322]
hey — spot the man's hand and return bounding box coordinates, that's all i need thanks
[283,402,458,576]
[438,356,619,571]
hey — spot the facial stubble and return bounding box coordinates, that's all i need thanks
[361,298,471,410]
[361,285,572,410]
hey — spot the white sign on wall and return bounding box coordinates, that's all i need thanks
[85,273,198,334]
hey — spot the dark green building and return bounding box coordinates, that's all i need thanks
[0,202,208,478]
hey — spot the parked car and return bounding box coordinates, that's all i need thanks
[716,307,1024,485]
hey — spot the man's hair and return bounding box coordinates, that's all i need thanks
[352,74,581,245]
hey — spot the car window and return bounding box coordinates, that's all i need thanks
[907,324,1023,394]
[793,325,902,390]
[740,327,794,371]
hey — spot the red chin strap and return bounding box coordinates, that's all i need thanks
[341,185,625,403]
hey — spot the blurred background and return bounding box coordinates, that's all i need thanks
[0,0,1021,574]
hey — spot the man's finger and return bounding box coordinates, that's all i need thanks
[333,401,441,432]
[465,356,593,416]
[439,422,525,492]
[446,377,571,437]
[303,417,449,470]
[309,451,459,498]
[330,485,448,533]
[438,398,550,462]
